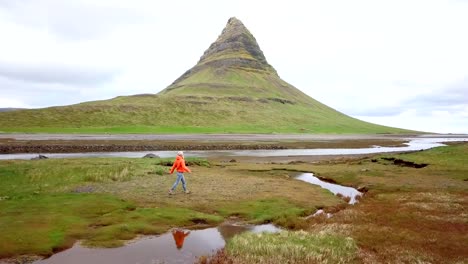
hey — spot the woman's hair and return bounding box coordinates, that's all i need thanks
[177,151,184,156]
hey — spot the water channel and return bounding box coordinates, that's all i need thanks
[1,137,466,160]
[295,173,362,204]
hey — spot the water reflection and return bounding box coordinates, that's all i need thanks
[33,224,280,264]
[172,229,190,250]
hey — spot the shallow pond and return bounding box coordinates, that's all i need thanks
[1,137,466,160]
[33,224,280,264]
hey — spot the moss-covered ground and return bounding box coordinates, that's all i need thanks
[0,157,340,259]
[1,144,466,263]
[0,92,413,134]
[202,143,468,264]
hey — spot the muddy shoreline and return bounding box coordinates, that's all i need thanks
[0,138,407,154]
[0,142,288,154]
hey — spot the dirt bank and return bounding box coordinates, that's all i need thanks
[2,133,465,154]
[0,137,408,154]
[0,133,425,141]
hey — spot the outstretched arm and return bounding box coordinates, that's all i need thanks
[169,160,178,174]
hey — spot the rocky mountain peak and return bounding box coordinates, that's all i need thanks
[166,17,277,88]
[197,17,276,72]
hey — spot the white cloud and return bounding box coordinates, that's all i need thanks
[0,0,150,40]
[0,0,467,133]
[357,108,468,134]
[0,97,31,109]
[0,62,118,85]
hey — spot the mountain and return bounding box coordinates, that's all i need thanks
[0,108,25,112]
[160,17,311,104]
[0,18,413,134]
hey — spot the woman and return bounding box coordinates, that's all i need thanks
[168,151,191,194]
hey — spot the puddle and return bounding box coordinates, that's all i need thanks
[1,138,467,160]
[32,224,280,264]
[295,173,362,204]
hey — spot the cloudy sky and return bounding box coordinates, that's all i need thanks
[1,0,467,133]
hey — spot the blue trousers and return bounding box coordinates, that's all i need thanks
[171,172,187,191]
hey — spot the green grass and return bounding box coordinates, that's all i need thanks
[152,157,211,167]
[226,230,358,264]
[0,97,412,134]
[300,143,468,263]
[390,144,468,181]
[302,143,468,194]
[217,198,309,224]
[0,157,220,257]
[0,156,340,258]
[0,158,163,197]
[199,144,468,264]
[0,193,222,256]
[2,145,465,262]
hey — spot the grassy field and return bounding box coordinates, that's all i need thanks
[200,144,468,264]
[305,144,468,263]
[1,144,466,263]
[0,93,413,134]
[0,157,341,258]
[225,230,357,264]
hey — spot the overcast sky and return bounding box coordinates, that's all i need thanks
[1,0,467,133]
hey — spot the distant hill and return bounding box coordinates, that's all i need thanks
[0,108,25,112]
[0,18,415,134]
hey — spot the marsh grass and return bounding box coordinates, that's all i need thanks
[153,157,211,167]
[0,157,340,258]
[304,143,468,263]
[0,193,223,257]
[224,230,357,264]
[3,144,464,261]
[217,199,309,225]
[0,157,220,257]
[84,166,133,182]
[153,166,166,175]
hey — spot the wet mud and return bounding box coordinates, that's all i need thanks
[0,138,407,154]
[380,157,429,168]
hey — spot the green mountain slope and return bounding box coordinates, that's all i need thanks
[0,18,413,134]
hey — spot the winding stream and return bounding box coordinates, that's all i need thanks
[295,173,362,204]
[1,137,467,160]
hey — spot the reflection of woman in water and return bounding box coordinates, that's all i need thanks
[172,229,190,249]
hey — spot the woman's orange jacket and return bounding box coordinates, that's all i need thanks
[170,156,191,173]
